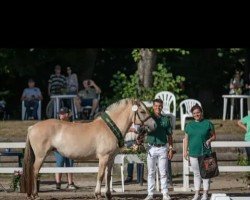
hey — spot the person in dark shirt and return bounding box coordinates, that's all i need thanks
[48,65,67,96]
[144,99,174,200]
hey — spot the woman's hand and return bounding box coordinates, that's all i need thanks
[183,151,189,160]
[205,139,211,147]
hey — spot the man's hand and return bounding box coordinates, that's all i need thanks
[129,127,137,132]
[167,150,173,160]
[89,80,95,86]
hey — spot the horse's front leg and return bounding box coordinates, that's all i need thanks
[105,158,114,200]
[95,156,109,200]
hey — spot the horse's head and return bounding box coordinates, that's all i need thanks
[131,100,156,132]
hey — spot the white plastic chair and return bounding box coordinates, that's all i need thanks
[155,91,176,129]
[22,100,42,120]
[179,99,201,131]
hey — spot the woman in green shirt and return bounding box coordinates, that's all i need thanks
[183,104,216,200]
[237,115,250,162]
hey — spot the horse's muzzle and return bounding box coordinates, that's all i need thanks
[144,118,156,132]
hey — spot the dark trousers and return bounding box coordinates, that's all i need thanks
[246,147,250,164]
[127,163,144,183]
[25,100,39,119]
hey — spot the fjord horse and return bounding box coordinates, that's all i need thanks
[22,99,156,199]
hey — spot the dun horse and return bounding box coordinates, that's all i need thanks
[22,99,156,199]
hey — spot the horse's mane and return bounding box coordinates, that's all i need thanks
[106,98,134,112]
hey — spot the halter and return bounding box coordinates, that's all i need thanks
[133,100,152,126]
[101,100,152,148]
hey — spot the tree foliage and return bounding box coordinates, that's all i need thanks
[104,64,187,107]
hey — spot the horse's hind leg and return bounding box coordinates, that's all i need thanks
[32,156,45,199]
[95,156,109,200]
[105,157,114,200]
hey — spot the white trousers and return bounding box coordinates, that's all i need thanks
[147,145,168,195]
[190,157,210,191]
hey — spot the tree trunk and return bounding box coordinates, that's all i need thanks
[79,48,98,81]
[137,48,157,88]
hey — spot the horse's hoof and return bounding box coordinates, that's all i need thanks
[105,192,112,200]
[32,194,40,200]
[95,193,102,200]
[26,196,32,200]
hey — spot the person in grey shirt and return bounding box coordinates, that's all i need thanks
[21,78,43,119]
[75,79,101,120]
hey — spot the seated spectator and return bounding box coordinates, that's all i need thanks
[21,78,43,120]
[124,124,145,184]
[229,69,244,95]
[244,72,250,95]
[75,79,101,120]
[48,64,67,96]
[66,66,78,95]
[54,107,78,190]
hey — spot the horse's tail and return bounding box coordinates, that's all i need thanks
[20,126,35,195]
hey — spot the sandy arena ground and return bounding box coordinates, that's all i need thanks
[0,172,250,199]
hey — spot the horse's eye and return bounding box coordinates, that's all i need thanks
[140,111,146,114]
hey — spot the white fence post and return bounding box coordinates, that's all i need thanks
[183,139,189,191]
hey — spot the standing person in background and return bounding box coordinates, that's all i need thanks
[229,69,244,95]
[54,107,78,190]
[21,78,43,120]
[183,104,216,200]
[66,66,78,95]
[48,64,67,96]
[144,98,174,200]
[124,123,145,184]
[237,115,250,163]
[244,72,250,95]
[229,69,244,119]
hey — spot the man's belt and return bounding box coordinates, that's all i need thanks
[149,143,166,147]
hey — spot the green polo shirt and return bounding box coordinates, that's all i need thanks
[185,119,214,157]
[146,115,172,145]
[240,115,250,141]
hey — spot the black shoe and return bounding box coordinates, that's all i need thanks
[56,182,61,190]
[137,178,147,184]
[66,182,79,190]
[124,177,133,183]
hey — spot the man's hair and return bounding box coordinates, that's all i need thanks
[190,103,203,113]
[55,65,61,70]
[153,98,163,104]
[28,78,35,83]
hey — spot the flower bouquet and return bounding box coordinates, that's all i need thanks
[10,170,22,192]
[120,144,146,154]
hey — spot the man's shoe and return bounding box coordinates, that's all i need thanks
[124,177,133,183]
[163,193,171,200]
[144,195,153,200]
[137,178,147,184]
[66,182,78,190]
[201,193,208,200]
[56,182,61,190]
[192,193,200,200]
